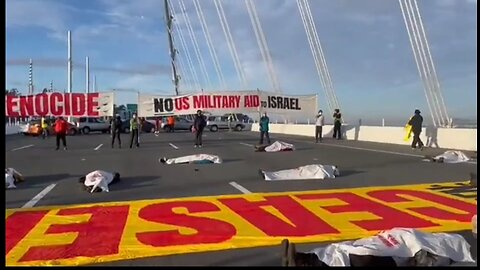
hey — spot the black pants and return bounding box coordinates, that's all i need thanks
[333,122,342,139]
[130,129,139,148]
[412,132,424,148]
[111,130,121,147]
[195,129,203,146]
[56,133,66,149]
[260,131,271,144]
[315,126,323,142]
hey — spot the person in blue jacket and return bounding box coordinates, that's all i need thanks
[259,112,271,145]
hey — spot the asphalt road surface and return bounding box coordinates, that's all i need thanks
[5,130,477,266]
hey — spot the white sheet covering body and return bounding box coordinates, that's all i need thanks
[262,164,338,181]
[433,150,470,163]
[5,168,23,189]
[310,228,475,266]
[165,154,222,164]
[84,170,114,193]
[264,141,295,152]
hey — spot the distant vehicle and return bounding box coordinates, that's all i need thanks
[161,117,194,132]
[75,117,111,134]
[119,119,155,133]
[22,119,78,136]
[206,115,245,132]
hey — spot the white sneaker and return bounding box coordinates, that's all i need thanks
[194,145,198,148]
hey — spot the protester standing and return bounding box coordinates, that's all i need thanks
[41,116,49,139]
[193,110,206,148]
[111,115,122,148]
[332,109,342,140]
[54,116,68,150]
[167,116,175,132]
[155,117,161,136]
[228,114,234,132]
[129,114,140,148]
[408,109,424,150]
[315,110,325,143]
[259,112,271,145]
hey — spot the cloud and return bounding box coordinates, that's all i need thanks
[6,58,170,76]
[6,0,67,38]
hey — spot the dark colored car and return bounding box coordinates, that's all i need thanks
[119,119,155,133]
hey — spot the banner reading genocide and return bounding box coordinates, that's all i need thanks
[137,90,318,117]
[5,92,115,117]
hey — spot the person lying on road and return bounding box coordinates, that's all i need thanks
[255,141,295,152]
[424,150,470,163]
[281,228,475,267]
[5,168,25,189]
[259,164,339,181]
[160,154,222,164]
[78,170,121,193]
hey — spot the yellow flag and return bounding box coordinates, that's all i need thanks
[403,116,413,141]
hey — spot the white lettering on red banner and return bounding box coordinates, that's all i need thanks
[5,92,115,117]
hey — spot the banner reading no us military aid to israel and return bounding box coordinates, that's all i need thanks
[137,90,318,117]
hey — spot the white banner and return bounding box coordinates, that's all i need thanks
[137,90,318,117]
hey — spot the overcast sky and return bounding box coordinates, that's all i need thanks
[6,0,477,123]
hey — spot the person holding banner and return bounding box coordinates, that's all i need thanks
[259,112,271,145]
[408,109,424,150]
[129,114,140,148]
[193,110,207,148]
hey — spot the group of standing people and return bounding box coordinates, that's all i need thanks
[39,116,69,150]
[313,108,425,151]
[110,113,142,149]
[314,108,342,143]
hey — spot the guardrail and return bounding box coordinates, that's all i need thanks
[251,123,477,151]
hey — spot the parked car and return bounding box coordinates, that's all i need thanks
[206,115,245,132]
[75,117,111,134]
[161,117,194,132]
[22,119,78,136]
[119,119,155,133]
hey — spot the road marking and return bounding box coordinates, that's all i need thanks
[169,143,179,149]
[81,158,86,161]
[94,144,103,151]
[239,142,254,147]
[21,183,57,208]
[11,144,34,151]
[229,181,252,194]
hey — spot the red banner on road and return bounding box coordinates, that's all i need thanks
[5,92,115,117]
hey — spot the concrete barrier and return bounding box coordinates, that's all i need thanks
[251,123,477,151]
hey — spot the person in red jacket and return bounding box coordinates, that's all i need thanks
[54,116,68,150]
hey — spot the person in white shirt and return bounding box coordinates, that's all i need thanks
[315,110,325,143]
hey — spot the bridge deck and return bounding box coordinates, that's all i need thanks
[5,131,477,266]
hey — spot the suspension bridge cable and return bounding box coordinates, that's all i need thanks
[193,0,227,90]
[179,0,212,90]
[213,0,248,88]
[169,0,201,91]
[296,0,333,113]
[399,0,438,127]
